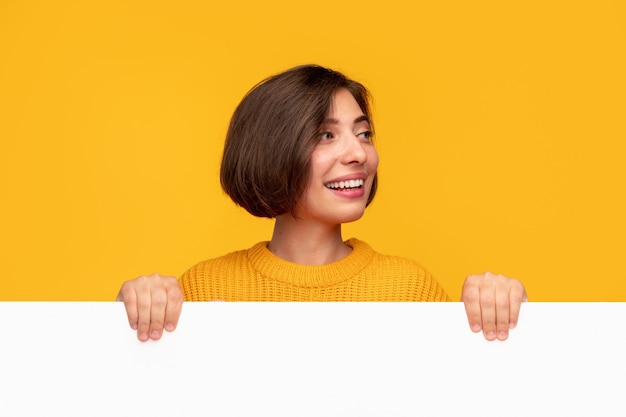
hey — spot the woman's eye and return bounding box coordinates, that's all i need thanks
[357,130,373,140]
[319,132,333,140]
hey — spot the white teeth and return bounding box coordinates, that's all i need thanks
[325,179,364,189]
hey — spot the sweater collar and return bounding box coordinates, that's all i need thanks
[247,238,374,288]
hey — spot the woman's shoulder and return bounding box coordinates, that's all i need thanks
[347,238,430,271]
[180,242,267,277]
[347,238,451,301]
[177,242,268,301]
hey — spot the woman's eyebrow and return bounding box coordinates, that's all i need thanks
[322,115,370,125]
[354,115,370,125]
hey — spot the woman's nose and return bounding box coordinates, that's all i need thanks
[341,135,368,165]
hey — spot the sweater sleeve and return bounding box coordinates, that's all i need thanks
[418,268,452,302]
[178,265,198,301]
[178,261,217,302]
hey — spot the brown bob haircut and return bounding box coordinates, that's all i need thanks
[220,64,378,218]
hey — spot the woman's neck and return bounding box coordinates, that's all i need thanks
[268,215,352,265]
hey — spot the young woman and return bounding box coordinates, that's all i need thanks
[117,65,527,343]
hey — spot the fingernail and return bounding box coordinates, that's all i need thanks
[165,323,175,332]
[131,323,138,330]
[151,330,161,339]
[498,331,508,340]
[509,322,517,329]
[139,333,148,341]
[471,324,481,332]
[486,331,496,340]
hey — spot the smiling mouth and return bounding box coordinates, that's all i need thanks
[325,179,364,190]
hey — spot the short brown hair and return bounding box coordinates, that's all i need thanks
[220,64,378,218]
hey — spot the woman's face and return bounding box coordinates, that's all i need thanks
[295,88,379,225]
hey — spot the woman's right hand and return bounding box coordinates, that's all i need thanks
[116,273,184,342]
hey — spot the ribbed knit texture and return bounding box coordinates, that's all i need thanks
[179,238,451,302]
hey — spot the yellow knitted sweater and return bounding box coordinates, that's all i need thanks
[179,238,451,302]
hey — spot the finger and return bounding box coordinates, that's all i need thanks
[135,282,152,342]
[508,282,527,329]
[480,284,497,341]
[461,276,483,333]
[118,283,139,330]
[163,282,184,332]
[495,284,511,341]
[148,284,168,340]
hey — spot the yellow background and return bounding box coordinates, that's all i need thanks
[1,1,625,301]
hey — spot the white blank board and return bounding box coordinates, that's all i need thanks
[1,302,624,416]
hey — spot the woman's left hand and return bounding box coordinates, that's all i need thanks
[461,272,528,341]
